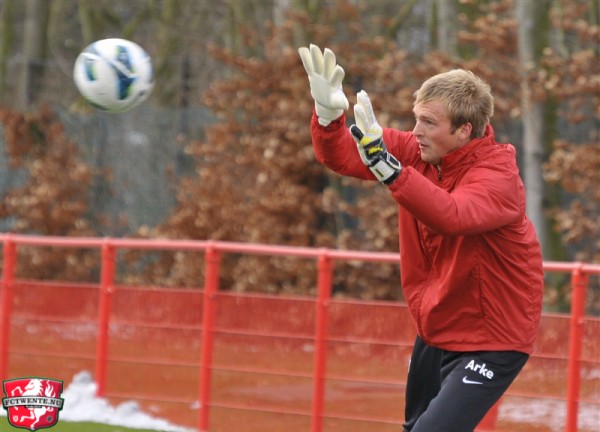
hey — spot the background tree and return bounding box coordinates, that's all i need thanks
[539,0,600,309]
[0,106,99,280]
[0,0,14,102]
[432,0,458,56]
[517,0,549,254]
[16,0,50,110]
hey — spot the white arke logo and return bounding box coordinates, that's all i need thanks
[462,360,495,385]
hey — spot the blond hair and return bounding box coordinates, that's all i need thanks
[413,69,494,138]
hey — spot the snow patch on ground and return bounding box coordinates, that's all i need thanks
[499,396,600,432]
[1,371,193,431]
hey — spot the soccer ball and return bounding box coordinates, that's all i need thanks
[73,38,154,113]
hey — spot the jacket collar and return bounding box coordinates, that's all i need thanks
[438,124,495,176]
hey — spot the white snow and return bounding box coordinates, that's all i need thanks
[1,371,194,432]
[499,396,600,432]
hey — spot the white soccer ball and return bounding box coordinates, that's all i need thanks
[73,38,154,113]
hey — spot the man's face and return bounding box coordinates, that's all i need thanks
[412,100,471,167]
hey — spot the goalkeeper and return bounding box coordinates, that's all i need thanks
[299,44,544,432]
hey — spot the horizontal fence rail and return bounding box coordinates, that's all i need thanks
[0,234,599,431]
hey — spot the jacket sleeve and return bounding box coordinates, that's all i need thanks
[311,112,374,180]
[388,150,525,235]
[311,111,414,180]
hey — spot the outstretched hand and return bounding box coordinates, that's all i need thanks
[298,44,349,126]
[350,91,402,185]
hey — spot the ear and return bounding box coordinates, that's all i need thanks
[457,123,473,141]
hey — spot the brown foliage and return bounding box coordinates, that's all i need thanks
[544,140,600,262]
[539,0,600,263]
[0,106,99,280]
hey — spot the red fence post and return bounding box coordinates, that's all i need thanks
[565,266,588,432]
[0,237,17,383]
[95,240,116,397]
[311,251,334,432]
[198,244,221,432]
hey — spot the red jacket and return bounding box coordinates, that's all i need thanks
[311,113,543,354]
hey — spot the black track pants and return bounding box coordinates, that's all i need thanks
[403,336,529,432]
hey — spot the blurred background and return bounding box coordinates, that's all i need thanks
[0,0,598,310]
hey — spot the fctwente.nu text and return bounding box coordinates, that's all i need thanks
[3,397,64,408]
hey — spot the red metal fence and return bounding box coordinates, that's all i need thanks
[0,234,599,431]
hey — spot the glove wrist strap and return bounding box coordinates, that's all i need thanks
[369,154,402,185]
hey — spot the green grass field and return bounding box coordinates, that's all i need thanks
[0,417,162,432]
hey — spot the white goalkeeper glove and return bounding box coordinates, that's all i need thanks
[350,90,402,185]
[298,44,349,126]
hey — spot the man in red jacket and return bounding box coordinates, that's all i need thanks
[299,44,544,431]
